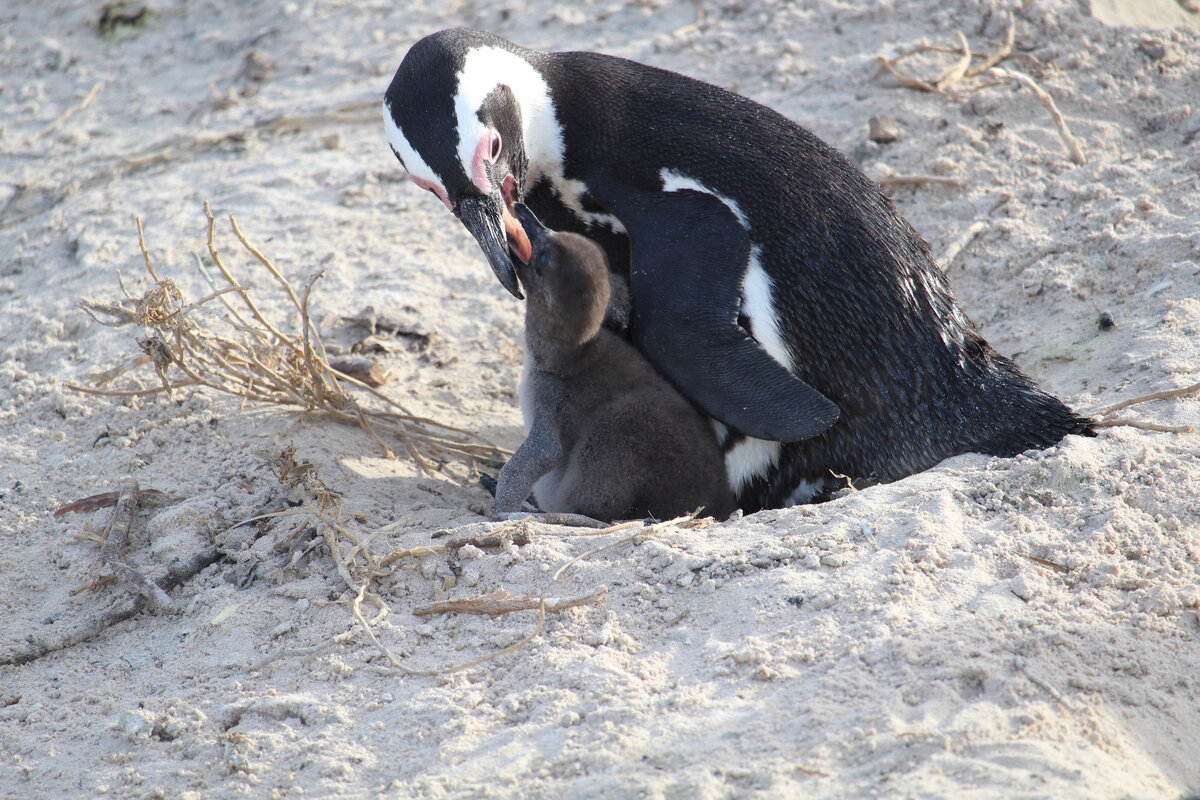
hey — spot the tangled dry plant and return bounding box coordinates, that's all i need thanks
[874,16,1087,165]
[70,203,505,474]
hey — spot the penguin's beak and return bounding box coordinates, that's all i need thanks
[456,194,524,299]
[514,203,551,254]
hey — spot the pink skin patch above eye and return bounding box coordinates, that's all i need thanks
[470,132,495,194]
[410,175,451,211]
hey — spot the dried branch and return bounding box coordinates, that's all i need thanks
[876,174,965,189]
[990,68,1086,165]
[412,587,609,617]
[1090,380,1200,417]
[1092,418,1195,433]
[33,81,104,141]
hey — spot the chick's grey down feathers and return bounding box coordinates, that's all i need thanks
[494,209,735,523]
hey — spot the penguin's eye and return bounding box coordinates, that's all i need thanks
[488,130,502,162]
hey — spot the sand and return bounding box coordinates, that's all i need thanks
[2,0,1198,797]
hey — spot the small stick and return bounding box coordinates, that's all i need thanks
[135,216,162,283]
[251,626,360,671]
[64,381,194,398]
[874,56,940,93]
[1091,380,1200,417]
[935,32,972,92]
[966,16,1015,77]
[203,203,291,345]
[1093,418,1195,433]
[228,215,307,323]
[941,220,989,268]
[1015,657,1074,709]
[412,587,608,617]
[436,600,547,676]
[94,479,174,609]
[552,512,701,582]
[876,174,965,189]
[34,81,103,141]
[1016,552,1069,574]
[991,68,1086,165]
[673,0,705,37]
[53,488,171,518]
[378,526,535,567]
[78,298,137,327]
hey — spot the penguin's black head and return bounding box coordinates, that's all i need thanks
[513,203,610,344]
[383,29,552,300]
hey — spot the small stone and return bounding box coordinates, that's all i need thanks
[321,132,343,150]
[1098,311,1115,330]
[116,710,152,739]
[808,591,836,610]
[868,115,900,144]
[1137,40,1166,61]
[1011,575,1035,602]
[821,552,851,568]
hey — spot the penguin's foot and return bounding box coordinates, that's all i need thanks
[493,511,609,529]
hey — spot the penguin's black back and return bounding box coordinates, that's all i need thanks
[528,51,1092,507]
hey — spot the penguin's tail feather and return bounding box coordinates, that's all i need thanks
[966,354,1096,458]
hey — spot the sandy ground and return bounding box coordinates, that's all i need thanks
[2,0,1199,797]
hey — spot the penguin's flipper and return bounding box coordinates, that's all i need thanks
[601,182,840,442]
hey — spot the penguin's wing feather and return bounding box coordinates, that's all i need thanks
[599,181,840,442]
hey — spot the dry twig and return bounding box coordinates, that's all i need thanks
[87,479,174,609]
[53,487,172,518]
[33,81,104,142]
[1016,552,1069,574]
[1092,418,1195,434]
[990,68,1086,165]
[413,587,608,617]
[1090,380,1200,417]
[876,174,965,189]
[940,220,989,268]
[552,512,711,582]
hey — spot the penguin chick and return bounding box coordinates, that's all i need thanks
[494,205,735,523]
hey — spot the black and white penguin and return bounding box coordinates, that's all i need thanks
[493,204,735,523]
[382,28,1094,511]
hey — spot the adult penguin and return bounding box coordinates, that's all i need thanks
[382,28,1093,511]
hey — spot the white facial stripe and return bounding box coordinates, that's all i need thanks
[451,47,625,233]
[454,46,562,188]
[382,100,445,194]
[660,168,792,492]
